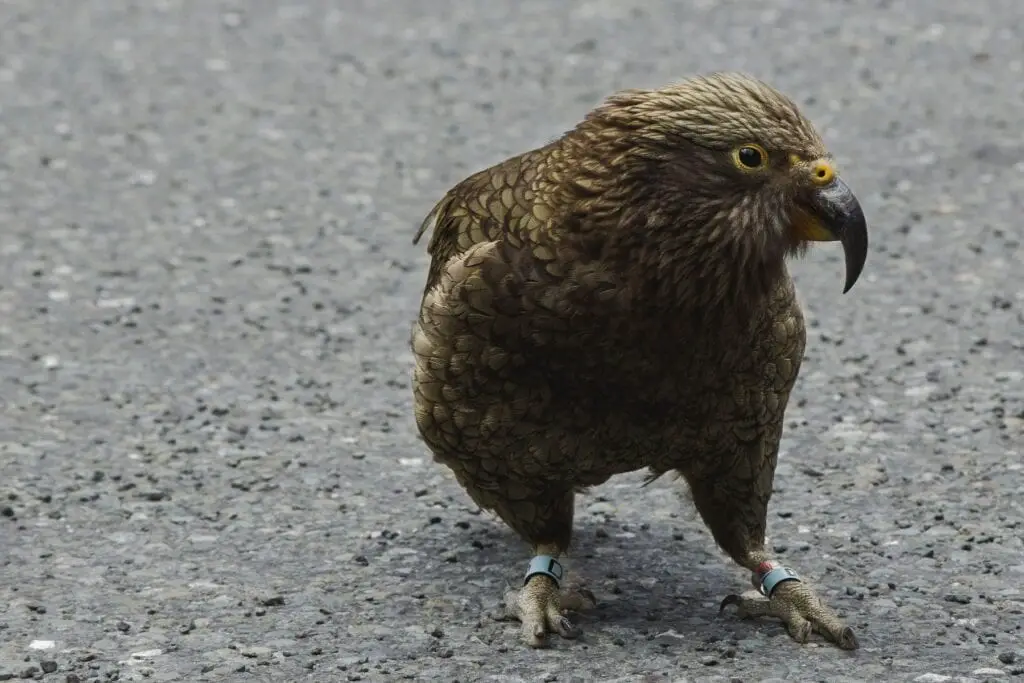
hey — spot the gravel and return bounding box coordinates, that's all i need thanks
[0,0,1021,681]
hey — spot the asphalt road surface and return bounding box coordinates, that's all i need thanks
[1,1,1022,681]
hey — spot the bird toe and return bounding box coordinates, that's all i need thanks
[501,575,589,648]
[720,581,859,650]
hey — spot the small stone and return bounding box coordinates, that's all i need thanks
[39,661,57,674]
[238,646,272,658]
[913,675,952,683]
[653,630,686,647]
[258,594,285,607]
[586,502,615,515]
[131,169,158,186]
[337,656,366,669]
[971,668,1006,677]
[997,652,1016,664]
[116,621,131,633]
[65,675,82,683]
[737,638,759,653]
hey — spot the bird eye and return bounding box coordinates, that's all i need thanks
[734,145,767,170]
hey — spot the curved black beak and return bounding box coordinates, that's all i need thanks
[806,177,869,293]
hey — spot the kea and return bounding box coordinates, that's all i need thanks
[410,72,868,650]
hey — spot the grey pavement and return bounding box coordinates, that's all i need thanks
[1,1,1022,681]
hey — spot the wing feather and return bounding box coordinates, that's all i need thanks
[413,148,554,295]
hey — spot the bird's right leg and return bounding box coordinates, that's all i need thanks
[683,467,858,650]
[493,489,597,648]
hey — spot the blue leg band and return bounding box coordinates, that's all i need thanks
[758,566,801,598]
[524,555,564,588]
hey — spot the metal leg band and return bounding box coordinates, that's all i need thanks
[523,555,564,588]
[758,566,801,598]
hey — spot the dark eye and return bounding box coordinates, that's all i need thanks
[736,145,766,169]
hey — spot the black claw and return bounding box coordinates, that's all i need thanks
[719,594,742,613]
[838,626,860,651]
[556,616,582,639]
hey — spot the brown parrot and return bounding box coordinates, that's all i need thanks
[410,72,868,650]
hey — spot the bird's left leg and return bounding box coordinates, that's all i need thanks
[493,489,597,648]
[684,465,859,650]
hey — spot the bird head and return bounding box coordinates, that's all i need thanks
[563,72,868,296]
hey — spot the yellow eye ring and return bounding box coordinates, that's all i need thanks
[810,159,835,186]
[733,144,768,170]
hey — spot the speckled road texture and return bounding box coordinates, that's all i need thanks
[0,1,1021,682]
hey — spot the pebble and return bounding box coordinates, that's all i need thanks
[736,637,762,653]
[997,652,1016,664]
[653,630,686,647]
[914,675,952,683]
[238,646,272,658]
[971,668,1006,677]
[39,660,58,673]
[257,593,285,607]
[338,655,367,669]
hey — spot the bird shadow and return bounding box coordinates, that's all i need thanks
[406,505,767,645]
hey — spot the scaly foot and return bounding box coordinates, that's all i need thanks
[720,563,858,650]
[498,555,597,648]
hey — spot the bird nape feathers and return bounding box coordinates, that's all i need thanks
[410,72,869,650]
